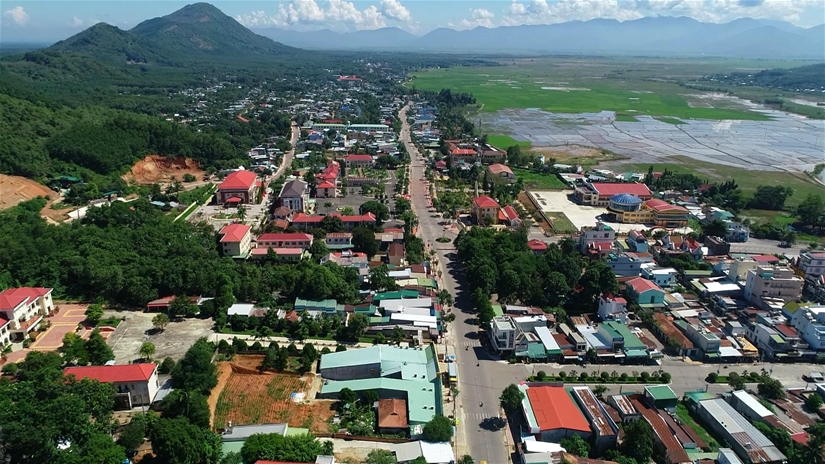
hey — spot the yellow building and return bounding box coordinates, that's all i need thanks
[608,195,689,228]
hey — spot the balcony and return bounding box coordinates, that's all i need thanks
[12,315,43,334]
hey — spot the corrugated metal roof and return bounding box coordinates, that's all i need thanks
[698,398,786,463]
[731,391,772,418]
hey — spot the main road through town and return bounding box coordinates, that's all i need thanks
[398,103,816,464]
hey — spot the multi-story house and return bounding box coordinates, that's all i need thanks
[598,294,627,323]
[626,230,649,252]
[641,267,678,288]
[743,265,803,310]
[0,287,53,343]
[278,180,310,213]
[343,154,374,169]
[217,170,258,205]
[472,195,500,225]
[798,251,825,277]
[218,223,252,258]
[606,253,642,277]
[325,232,353,250]
[685,323,721,357]
[64,364,159,408]
[579,221,616,254]
[790,305,825,350]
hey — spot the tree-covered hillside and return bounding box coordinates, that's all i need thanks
[706,63,825,93]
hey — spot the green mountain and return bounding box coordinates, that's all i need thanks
[47,2,297,65]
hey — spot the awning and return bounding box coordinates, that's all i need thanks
[705,353,720,358]
[225,197,242,203]
[527,343,546,360]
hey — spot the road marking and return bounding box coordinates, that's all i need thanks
[462,341,481,347]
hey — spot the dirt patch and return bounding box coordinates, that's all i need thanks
[212,356,336,432]
[517,191,551,232]
[0,174,58,211]
[122,155,205,185]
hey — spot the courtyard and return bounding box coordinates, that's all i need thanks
[105,310,214,364]
[528,190,652,232]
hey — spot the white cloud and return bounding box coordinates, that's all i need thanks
[70,16,84,28]
[237,0,414,31]
[450,8,496,30]
[3,6,28,25]
[380,0,411,23]
[502,0,642,26]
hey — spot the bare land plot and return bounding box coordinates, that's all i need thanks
[122,155,205,185]
[105,310,214,364]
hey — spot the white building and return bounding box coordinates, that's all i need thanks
[579,222,616,254]
[218,223,253,258]
[743,265,803,310]
[64,363,159,407]
[598,294,628,323]
[491,316,518,352]
[798,251,825,277]
[0,287,53,343]
[278,179,310,213]
[790,305,825,350]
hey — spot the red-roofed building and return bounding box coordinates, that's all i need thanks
[219,223,253,258]
[487,163,515,182]
[528,239,548,255]
[316,180,336,198]
[472,195,500,225]
[217,170,258,204]
[625,277,666,306]
[524,385,591,442]
[0,287,53,342]
[499,205,521,227]
[256,233,313,249]
[599,293,628,323]
[64,364,159,407]
[447,142,478,165]
[291,212,376,230]
[575,182,653,206]
[752,254,780,265]
[344,154,374,168]
[145,295,203,311]
[434,160,448,171]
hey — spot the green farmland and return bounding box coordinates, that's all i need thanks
[407,57,819,121]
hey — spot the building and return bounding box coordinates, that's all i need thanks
[579,222,616,255]
[644,385,678,409]
[625,277,665,306]
[325,232,353,250]
[392,441,454,464]
[607,196,689,228]
[798,251,825,277]
[64,363,159,407]
[491,316,518,352]
[291,212,376,230]
[0,287,53,342]
[487,163,516,183]
[743,265,803,310]
[318,345,441,436]
[684,323,721,357]
[217,170,258,204]
[571,387,618,451]
[641,267,677,288]
[574,182,653,207]
[598,294,627,323]
[472,195,501,225]
[256,233,313,250]
[377,398,408,435]
[789,305,825,350]
[278,180,310,213]
[626,230,649,252]
[388,243,406,266]
[344,154,375,168]
[479,147,505,164]
[520,385,591,442]
[631,395,692,464]
[316,180,336,198]
[528,240,548,255]
[607,395,640,424]
[718,449,745,464]
[219,223,253,258]
[606,253,642,277]
[693,398,786,464]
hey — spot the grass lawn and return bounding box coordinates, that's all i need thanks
[655,117,685,125]
[487,135,530,149]
[615,113,639,122]
[512,167,566,189]
[617,156,824,208]
[409,61,772,120]
[676,403,720,451]
[546,212,577,234]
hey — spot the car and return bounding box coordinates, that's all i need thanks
[804,372,825,382]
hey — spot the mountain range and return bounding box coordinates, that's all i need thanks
[47,2,297,65]
[255,17,825,58]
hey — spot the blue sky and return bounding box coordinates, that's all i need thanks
[2,0,824,42]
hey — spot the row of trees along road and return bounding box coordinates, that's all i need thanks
[455,228,619,325]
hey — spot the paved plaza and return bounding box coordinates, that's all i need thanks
[528,190,651,232]
[480,105,825,171]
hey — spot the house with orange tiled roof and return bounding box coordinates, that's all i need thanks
[487,163,515,183]
[520,384,591,442]
[472,195,500,225]
[218,223,253,258]
[0,287,53,343]
[64,363,159,408]
[217,170,258,205]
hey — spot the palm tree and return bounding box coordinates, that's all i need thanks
[237,205,247,222]
[323,201,333,214]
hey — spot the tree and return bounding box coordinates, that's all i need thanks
[335,344,347,352]
[500,384,525,412]
[422,415,453,442]
[159,357,176,374]
[361,389,380,404]
[457,455,475,464]
[352,226,379,258]
[308,240,329,262]
[139,342,156,361]
[117,413,149,451]
[805,393,824,412]
[621,419,654,463]
[560,435,590,457]
[370,265,399,292]
[172,338,218,394]
[438,289,454,307]
[593,384,608,398]
[390,325,406,345]
[323,201,334,214]
[160,390,211,428]
[801,422,825,464]
[360,200,389,223]
[86,329,114,365]
[365,449,398,464]
[241,433,326,463]
[220,452,243,464]
[339,387,357,405]
[728,372,746,391]
[757,376,786,400]
[76,432,128,463]
[150,417,219,464]
[153,313,170,332]
[237,205,246,222]
[343,313,369,341]
[320,215,343,232]
[797,194,825,230]
[61,332,89,365]
[84,304,104,325]
[169,295,198,319]
[749,185,793,210]
[703,219,728,239]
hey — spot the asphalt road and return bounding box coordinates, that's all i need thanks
[400,104,512,464]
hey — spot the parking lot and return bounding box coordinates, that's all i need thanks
[105,310,214,364]
[529,189,671,233]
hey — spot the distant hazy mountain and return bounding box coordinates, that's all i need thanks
[254,16,824,57]
[49,2,297,65]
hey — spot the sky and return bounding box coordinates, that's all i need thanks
[2,0,824,42]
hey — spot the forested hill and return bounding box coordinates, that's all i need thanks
[706,63,825,93]
[48,2,298,65]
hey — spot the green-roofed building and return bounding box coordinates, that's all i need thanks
[319,344,441,436]
[294,298,345,316]
[415,277,438,289]
[683,391,716,406]
[645,385,678,409]
[492,305,504,317]
[603,321,649,361]
[372,290,420,301]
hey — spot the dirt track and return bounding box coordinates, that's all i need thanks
[122,155,205,185]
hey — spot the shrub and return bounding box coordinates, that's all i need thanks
[537,370,547,381]
[579,372,589,380]
[640,371,651,382]
[620,373,629,381]
[1,363,18,376]
[707,372,719,383]
[558,371,567,379]
[600,371,610,381]
[158,357,176,374]
[250,341,263,351]
[660,372,672,383]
